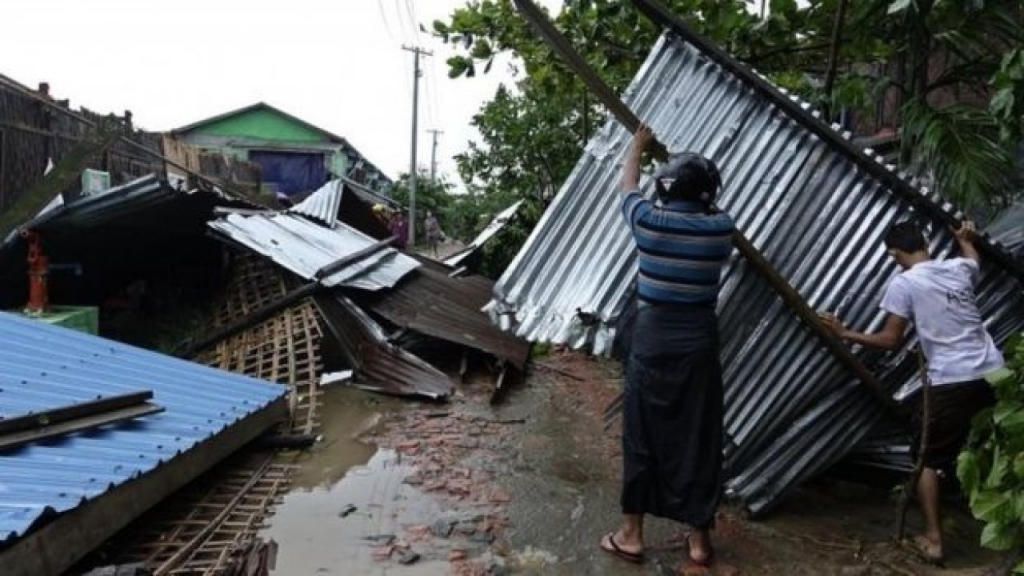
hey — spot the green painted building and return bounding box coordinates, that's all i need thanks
[172,102,391,197]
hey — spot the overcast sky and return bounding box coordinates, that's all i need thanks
[1,0,562,190]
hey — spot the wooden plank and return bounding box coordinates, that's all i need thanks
[0,391,153,436]
[0,403,164,452]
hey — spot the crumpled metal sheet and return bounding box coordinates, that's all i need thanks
[315,293,454,400]
[486,33,1024,514]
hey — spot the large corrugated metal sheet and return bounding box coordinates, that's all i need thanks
[0,311,286,545]
[487,33,1024,514]
[208,212,418,290]
[353,257,530,369]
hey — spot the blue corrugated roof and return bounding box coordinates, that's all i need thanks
[0,311,287,544]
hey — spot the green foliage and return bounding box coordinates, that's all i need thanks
[958,334,1024,567]
[530,341,552,359]
[991,48,1024,144]
[901,102,1017,212]
[859,0,1023,211]
[433,0,1024,277]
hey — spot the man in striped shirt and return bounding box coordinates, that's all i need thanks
[600,124,733,569]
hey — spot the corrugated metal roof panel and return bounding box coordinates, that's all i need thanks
[1,175,170,248]
[0,311,286,544]
[289,180,343,228]
[355,258,530,369]
[342,177,398,209]
[487,33,1024,514]
[208,212,419,291]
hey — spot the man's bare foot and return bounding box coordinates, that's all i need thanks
[686,530,714,567]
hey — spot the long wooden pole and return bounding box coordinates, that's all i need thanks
[513,0,903,416]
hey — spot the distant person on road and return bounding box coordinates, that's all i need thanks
[821,220,1004,566]
[389,211,409,249]
[600,124,733,569]
[424,210,441,258]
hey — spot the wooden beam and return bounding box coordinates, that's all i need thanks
[181,241,402,357]
[0,403,163,452]
[314,236,397,280]
[0,391,153,436]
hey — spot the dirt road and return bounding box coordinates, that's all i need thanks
[262,350,1006,575]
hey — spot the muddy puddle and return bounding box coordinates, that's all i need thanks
[262,448,451,575]
[262,386,457,575]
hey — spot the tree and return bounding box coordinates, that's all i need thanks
[437,0,1023,217]
[437,0,805,201]
[863,0,1024,212]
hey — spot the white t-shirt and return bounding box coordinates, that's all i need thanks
[881,257,1004,386]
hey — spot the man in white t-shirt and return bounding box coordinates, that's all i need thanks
[822,220,1003,566]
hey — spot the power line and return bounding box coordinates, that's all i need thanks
[394,0,414,44]
[421,67,440,132]
[376,0,396,42]
[403,0,418,40]
[426,49,443,132]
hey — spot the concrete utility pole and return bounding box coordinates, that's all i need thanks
[427,129,443,183]
[402,45,431,246]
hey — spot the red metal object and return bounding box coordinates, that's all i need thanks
[23,230,49,314]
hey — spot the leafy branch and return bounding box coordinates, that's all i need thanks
[958,334,1024,572]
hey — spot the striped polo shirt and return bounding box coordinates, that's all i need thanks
[621,190,734,306]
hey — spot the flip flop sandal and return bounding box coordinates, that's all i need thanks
[600,532,644,564]
[685,532,715,567]
[905,536,945,567]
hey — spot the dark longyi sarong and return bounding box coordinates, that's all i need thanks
[620,304,723,529]
[907,379,995,469]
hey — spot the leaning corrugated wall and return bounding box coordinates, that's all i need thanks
[486,33,1024,514]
